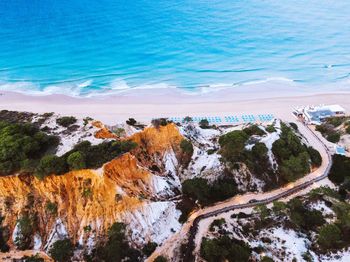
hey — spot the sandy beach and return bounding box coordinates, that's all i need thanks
[1,84,350,124]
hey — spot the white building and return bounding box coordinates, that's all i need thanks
[294,104,346,125]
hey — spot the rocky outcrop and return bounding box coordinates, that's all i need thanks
[0,123,185,254]
[92,120,118,139]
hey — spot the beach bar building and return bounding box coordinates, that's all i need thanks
[294,104,346,125]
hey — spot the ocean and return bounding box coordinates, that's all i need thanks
[0,0,350,97]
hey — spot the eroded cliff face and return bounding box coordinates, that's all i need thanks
[0,123,184,254]
[130,123,184,175]
[92,120,118,139]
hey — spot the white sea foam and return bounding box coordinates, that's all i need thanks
[0,77,349,98]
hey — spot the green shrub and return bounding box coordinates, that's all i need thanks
[327,131,341,143]
[318,224,341,249]
[151,118,168,128]
[94,222,142,262]
[0,121,59,176]
[243,125,266,136]
[325,116,346,127]
[14,214,35,250]
[35,155,67,179]
[22,254,44,262]
[265,125,276,133]
[272,123,314,183]
[209,218,226,232]
[272,201,287,214]
[289,122,298,130]
[200,236,251,262]
[288,198,325,230]
[45,201,57,215]
[219,130,249,163]
[142,241,157,257]
[56,116,77,127]
[199,119,210,129]
[83,225,92,232]
[307,146,322,167]
[113,128,126,137]
[261,257,274,262]
[65,140,137,170]
[126,118,137,126]
[154,256,168,262]
[67,151,86,170]
[182,177,237,206]
[183,116,193,123]
[180,139,193,155]
[329,155,350,185]
[49,238,74,262]
[83,117,93,126]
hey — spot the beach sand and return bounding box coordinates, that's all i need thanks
[1,84,350,124]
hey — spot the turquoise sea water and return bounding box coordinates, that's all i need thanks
[0,0,350,96]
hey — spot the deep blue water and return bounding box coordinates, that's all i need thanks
[0,0,350,96]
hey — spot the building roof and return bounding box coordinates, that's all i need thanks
[323,104,345,112]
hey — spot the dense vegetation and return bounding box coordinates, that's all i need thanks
[219,125,273,177]
[151,118,170,128]
[179,177,237,222]
[35,140,137,178]
[179,139,194,167]
[56,116,77,127]
[0,118,138,179]
[315,116,350,143]
[200,236,252,262]
[92,222,142,262]
[316,124,341,143]
[22,254,44,262]
[182,177,237,206]
[218,124,269,163]
[329,155,350,184]
[0,121,59,176]
[219,123,321,185]
[49,239,74,262]
[272,123,321,182]
[201,187,350,261]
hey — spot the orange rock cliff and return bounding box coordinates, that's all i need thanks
[0,123,184,253]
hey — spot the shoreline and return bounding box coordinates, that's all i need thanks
[1,87,350,124]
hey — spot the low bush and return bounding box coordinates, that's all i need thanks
[243,125,266,136]
[272,123,314,182]
[199,119,210,129]
[35,140,137,179]
[329,155,350,185]
[67,151,86,170]
[56,116,77,127]
[49,239,74,262]
[126,118,137,126]
[318,223,341,250]
[0,121,59,176]
[93,222,142,262]
[265,125,276,133]
[200,236,251,262]
[209,218,226,232]
[182,177,237,206]
[288,198,325,230]
[14,213,36,250]
[45,201,57,215]
[151,118,169,128]
[22,254,44,262]
[154,256,168,262]
[142,241,157,257]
